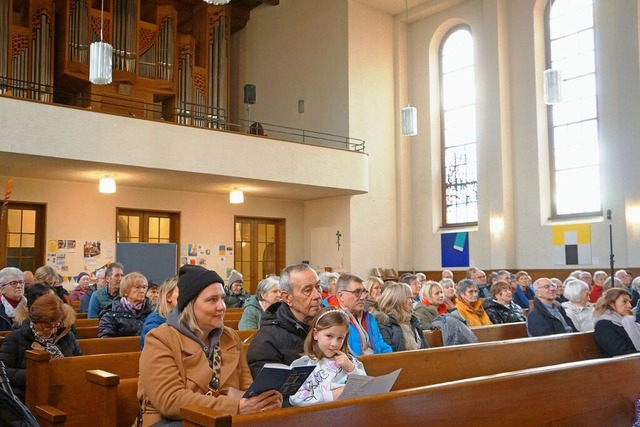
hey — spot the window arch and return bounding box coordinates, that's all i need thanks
[546,0,601,217]
[440,25,477,227]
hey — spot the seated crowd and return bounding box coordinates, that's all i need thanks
[0,262,639,425]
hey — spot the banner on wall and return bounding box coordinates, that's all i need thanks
[441,232,469,268]
[552,224,592,265]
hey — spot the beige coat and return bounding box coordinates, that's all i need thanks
[137,324,252,426]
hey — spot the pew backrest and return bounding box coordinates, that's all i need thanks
[360,331,601,391]
[79,336,140,355]
[192,354,640,427]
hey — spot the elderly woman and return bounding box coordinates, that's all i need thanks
[482,281,526,324]
[319,272,340,299]
[512,270,534,310]
[561,279,594,332]
[238,278,280,330]
[593,288,640,357]
[223,271,250,308]
[454,279,492,326]
[34,265,71,304]
[137,265,283,426]
[0,291,81,399]
[98,272,153,338]
[0,267,27,331]
[69,272,91,302]
[414,281,448,330]
[440,278,457,311]
[140,277,179,350]
[363,276,384,313]
[373,282,428,352]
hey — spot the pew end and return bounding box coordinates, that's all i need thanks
[34,404,67,426]
[181,405,232,427]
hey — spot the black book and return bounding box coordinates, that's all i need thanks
[243,363,315,398]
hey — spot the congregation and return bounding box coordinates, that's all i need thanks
[1,262,639,425]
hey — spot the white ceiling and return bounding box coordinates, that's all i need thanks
[353,0,463,21]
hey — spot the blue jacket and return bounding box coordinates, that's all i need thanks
[526,298,577,337]
[324,296,392,356]
[140,312,166,350]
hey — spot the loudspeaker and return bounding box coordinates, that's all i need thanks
[244,84,256,105]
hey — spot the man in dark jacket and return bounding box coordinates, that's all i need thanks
[526,277,577,336]
[246,264,322,378]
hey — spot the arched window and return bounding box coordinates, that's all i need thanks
[440,26,477,227]
[546,0,601,216]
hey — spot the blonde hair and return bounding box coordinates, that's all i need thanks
[303,307,351,359]
[119,272,148,297]
[363,276,383,294]
[377,282,413,324]
[156,277,179,318]
[34,265,59,284]
[179,299,204,336]
[419,281,441,303]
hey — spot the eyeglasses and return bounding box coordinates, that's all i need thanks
[40,321,62,330]
[3,280,25,287]
[342,289,368,298]
[132,285,148,291]
[538,284,557,290]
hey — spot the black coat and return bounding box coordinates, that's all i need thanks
[594,319,638,357]
[483,298,526,324]
[246,301,309,378]
[376,313,428,352]
[97,296,153,338]
[0,319,82,398]
[526,298,577,337]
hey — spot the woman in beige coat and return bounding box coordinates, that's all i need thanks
[137,265,283,426]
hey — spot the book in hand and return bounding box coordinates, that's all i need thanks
[243,363,315,398]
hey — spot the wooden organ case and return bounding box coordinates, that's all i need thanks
[1,0,235,128]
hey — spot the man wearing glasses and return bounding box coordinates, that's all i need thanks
[325,273,392,356]
[0,267,26,331]
[526,277,577,337]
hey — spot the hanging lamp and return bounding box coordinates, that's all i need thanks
[401,0,417,136]
[89,0,112,85]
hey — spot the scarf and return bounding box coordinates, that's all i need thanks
[421,298,448,315]
[595,311,640,351]
[29,321,65,358]
[399,321,421,351]
[121,297,146,317]
[1,295,26,318]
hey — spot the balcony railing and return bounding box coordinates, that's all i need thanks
[0,76,366,153]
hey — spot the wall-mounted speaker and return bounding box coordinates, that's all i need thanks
[244,84,256,105]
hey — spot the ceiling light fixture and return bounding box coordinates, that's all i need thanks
[89,0,113,85]
[203,0,231,5]
[99,175,116,193]
[229,187,244,204]
[401,0,417,136]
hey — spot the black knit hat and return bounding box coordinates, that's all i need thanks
[177,265,224,312]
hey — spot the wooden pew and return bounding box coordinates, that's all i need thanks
[75,318,99,327]
[225,318,240,330]
[76,312,88,319]
[94,332,599,427]
[79,336,140,355]
[423,321,528,348]
[360,331,600,391]
[25,350,141,427]
[235,329,257,343]
[181,354,640,427]
[75,325,98,339]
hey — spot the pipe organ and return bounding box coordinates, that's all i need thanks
[0,0,233,126]
[0,0,54,101]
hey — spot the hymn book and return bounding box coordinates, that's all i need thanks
[243,363,316,398]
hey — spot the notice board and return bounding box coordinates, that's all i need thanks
[115,243,177,284]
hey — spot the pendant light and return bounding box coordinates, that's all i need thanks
[203,0,231,4]
[401,0,417,136]
[89,0,112,85]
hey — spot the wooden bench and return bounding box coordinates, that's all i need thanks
[25,350,141,427]
[360,331,601,391]
[79,336,141,355]
[423,321,527,347]
[76,318,99,327]
[75,325,98,339]
[92,331,599,427]
[180,354,640,427]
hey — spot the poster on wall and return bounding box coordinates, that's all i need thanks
[84,241,101,258]
[552,224,592,265]
[441,232,470,268]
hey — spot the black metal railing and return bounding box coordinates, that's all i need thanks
[0,76,366,153]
